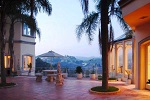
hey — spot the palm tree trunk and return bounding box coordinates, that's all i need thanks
[9,21,15,75]
[0,3,7,84]
[101,0,109,91]
[30,0,34,18]
[30,0,34,36]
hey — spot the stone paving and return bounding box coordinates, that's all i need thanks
[0,76,150,100]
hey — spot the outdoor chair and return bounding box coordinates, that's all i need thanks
[35,73,42,82]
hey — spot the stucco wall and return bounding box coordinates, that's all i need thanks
[20,43,35,73]
[121,0,150,17]
[135,22,150,89]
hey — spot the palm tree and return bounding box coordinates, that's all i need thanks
[0,0,9,85]
[77,0,129,91]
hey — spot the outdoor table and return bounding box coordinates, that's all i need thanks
[42,70,57,82]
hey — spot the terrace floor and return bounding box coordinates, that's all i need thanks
[0,76,150,100]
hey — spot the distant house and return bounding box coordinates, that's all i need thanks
[108,0,150,90]
[4,19,36,75]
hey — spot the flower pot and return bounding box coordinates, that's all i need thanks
[90,74,96,80]
[118,78,121,81]
[146,84,150,90]
[77,73,82,79]
[126,79,131,84]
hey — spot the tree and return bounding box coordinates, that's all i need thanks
[77,0,129,91]
[0,0,11,85]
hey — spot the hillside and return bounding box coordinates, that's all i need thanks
[36,55,102,73]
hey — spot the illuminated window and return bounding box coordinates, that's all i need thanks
[23,56,32,71]
[4,56,11,68]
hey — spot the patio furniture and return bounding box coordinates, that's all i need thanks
[43,70,57,82]
[47,74,57,82]
[35,73,42,82]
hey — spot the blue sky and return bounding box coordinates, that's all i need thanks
[35,0,124,57]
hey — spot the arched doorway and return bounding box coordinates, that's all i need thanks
[145,43,150,90]
[139,37,150,89]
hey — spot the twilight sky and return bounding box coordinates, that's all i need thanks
[35,0,124,57]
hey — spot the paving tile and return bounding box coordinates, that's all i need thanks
[0,76,150,100]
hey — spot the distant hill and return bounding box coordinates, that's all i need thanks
[36,55,102,73]
[75,56,101,61]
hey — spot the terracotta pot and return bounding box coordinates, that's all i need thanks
[77,73,82,79]
[126,79,131,84]
[90,74,96,80]
[118,78,121,81]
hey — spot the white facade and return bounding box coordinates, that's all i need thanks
[4,18,36,75]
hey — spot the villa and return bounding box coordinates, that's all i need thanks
[1,0,150,91]
[108,0,150,90]
[4,20,36,75]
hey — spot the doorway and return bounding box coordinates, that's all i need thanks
[146,44,150,82]
[23,55,32,71]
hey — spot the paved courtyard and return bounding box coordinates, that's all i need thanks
[0,76,150,100]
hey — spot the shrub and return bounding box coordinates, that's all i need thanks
[75,66,83,74]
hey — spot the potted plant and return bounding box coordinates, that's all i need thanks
[90,66,96,80]
[147,79,150,84]
[125,70,132,84]
[146,79,150,90]
[75,66,83,79]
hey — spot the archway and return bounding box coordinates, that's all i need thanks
[139,36,150,89]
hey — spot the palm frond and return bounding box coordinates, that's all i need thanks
[108,22,114,51]
[109,0,116,15]
[35,0,52,16]
[80,0,89,16]
[76,12,99,43]
[18,0,52,16]
[98,28,102,54]
[113,7,129,32]
[96,0,101,12]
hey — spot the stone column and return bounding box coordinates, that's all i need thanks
[123,41,126,77]
[132,36,135,84]
[114,44,117,75]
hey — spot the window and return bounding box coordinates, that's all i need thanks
[4,56,11,68]
[118,47,123,67]
[127,48,132,69]
[23,23,34,37]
